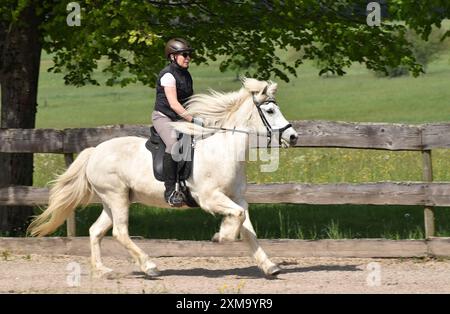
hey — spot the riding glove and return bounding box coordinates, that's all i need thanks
[192,117,204,127]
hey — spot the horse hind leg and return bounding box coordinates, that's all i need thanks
[89,205,113,277]
[102,192,160,277]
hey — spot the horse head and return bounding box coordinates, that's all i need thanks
[242,78,298,147]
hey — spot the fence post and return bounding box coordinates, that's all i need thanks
[64,153,76,237]
[422,150,435,238]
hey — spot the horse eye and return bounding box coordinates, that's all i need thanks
[266,109,274,114]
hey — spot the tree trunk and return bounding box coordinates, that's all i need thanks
[0,4,41,235]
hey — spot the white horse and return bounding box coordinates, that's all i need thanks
[28,78,298,277]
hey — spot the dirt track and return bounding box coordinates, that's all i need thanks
[1,253,450,293]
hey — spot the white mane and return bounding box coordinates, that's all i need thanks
[172,78,278,135]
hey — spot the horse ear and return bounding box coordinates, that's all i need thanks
[261,85,268,95]
[242,77,267,93]
[266,82,278,96]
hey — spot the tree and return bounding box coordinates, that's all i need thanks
[1,0,449,233]
[0,1,42,234]
[375,26,450,77]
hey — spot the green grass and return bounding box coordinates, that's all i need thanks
[36,51,450,128]
[28,50,450,239]
[277,58,450,124]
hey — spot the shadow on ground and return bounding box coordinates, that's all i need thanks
[124,263,361,280]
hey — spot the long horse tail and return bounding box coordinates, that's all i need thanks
[28,147,96,237]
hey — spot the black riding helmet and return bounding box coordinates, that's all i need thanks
[165,38,193,60]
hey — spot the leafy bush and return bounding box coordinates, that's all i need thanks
[376,27,449,77]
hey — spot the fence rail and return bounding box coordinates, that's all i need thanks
[2,237,450,258]
[2,182,450,207]
[1,120,450,238]
[1,121,450,153]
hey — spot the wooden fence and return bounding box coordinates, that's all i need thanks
[1,120,450,238]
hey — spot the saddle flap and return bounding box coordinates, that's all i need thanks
[145,127,194,183]
[145,129,165,181]
[150,126,161,144]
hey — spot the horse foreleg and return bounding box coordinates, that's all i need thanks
[89,206,113,277]
[202,193,280,276]
[212,200,258,242]
[237,199,281,277]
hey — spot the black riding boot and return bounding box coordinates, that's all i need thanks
[163,153,184,207]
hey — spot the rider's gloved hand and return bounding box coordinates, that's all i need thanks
[192,117,204,127]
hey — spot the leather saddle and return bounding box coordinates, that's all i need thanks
[145,126,194,182]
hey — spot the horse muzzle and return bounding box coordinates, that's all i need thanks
[280,127,298,147]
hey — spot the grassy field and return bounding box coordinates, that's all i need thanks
[37,51,450,128]
[31,50,450,240]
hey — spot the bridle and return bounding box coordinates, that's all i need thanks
[196,92,292,147]
[252,92,292,146]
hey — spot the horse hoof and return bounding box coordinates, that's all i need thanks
[92,267,114,279]
[145,267,160,277]
[266,265,281,277]
[211,232,220,242]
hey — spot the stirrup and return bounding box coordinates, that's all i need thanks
[167,182,184,207]
[168,191,184,207]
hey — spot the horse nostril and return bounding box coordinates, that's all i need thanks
[290,134,298,143]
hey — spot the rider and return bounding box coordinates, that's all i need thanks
[152,38,202,207]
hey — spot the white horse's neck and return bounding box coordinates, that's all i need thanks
[220,92,254,129]
[197,124,250,166]
[208,96,254,160]
[193,98,254,189]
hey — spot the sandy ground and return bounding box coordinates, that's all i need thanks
[1,253,450,294]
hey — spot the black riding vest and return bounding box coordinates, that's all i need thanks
[154,63,193,121]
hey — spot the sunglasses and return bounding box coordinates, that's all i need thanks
[180,52,192,58]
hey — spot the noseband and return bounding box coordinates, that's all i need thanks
[252,93,292,146]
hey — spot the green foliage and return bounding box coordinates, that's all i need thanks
[324,220,344,239]
[226,55,258,81]
[375,26,450,77]
[410,27,450,67]
[3,1,450,86]
[390,0,450,40]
